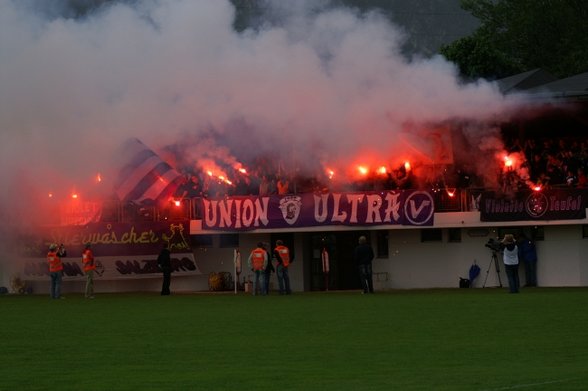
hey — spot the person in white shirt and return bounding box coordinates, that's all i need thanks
[501,234,520,293]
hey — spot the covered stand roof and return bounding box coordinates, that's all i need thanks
[496,69,588,101]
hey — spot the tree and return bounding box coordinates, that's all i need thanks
[440,0,588,80]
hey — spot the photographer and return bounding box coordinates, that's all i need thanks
[501,234,520,293]
[57,243,67,257]
[485,238,503,252]
[47,243,65,299]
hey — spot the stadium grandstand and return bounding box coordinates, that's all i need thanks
[9,69,588,295]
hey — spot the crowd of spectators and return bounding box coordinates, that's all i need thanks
[500,137,588,193]
[173,161,418,200]
[171,136,588,202]
[104,131,588,223]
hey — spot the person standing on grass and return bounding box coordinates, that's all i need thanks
[274,240,292,295]
[47,243,64,299]
[82,243,96,299]
[354,236,374,294]
[322,246,330,291]
[518,232,538,287]
[248,242,268,296]
[502,234,520,293]
[263,243,275,294]
[157,242,172,296]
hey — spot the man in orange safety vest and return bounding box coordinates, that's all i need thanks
[274,239,293,295]
[248,242,268,295]
[82,243,96,299]
[47,243,64,299]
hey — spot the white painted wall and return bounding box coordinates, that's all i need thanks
[5,215,588,294]
[372,224,588,289]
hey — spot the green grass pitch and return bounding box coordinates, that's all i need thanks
[1,288,587,390]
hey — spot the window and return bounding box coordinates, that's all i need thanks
[219,234,239,248]
[421,229,442,242]
[448,228,462,243]
[376,231,389,258]
[193,234,213,248]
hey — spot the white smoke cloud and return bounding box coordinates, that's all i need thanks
[0,0,527,226]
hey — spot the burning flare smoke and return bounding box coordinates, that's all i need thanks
[0,0,532,228]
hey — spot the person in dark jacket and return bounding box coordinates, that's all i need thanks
[354,236,375,294]
[263,243,275,294]
[518,233,538,287]
[157,242,172,295]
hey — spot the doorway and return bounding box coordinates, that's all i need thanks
[307,231,368,291]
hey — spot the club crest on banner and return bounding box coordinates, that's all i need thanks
[525,192,549,218]
[403,191,434,226]
[279,196,302,225]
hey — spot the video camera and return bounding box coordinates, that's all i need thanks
[485,238,503,252]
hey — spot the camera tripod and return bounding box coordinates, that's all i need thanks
[482,251,503,288]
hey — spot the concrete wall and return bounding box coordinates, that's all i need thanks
[4,222,588,295]
[371,225,588,289]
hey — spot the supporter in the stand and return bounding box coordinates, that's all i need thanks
[545,159,564,186]
[500,170,519,195]
[276,176,290,195]
[248,172,260,195]
[536,172,551,190]
[394,168,408,189]
[259,175,271,196]
[577,167,587,188]
[174,174,189,198]
[523,138,539,160]
[175,173,202,199]
[234,175,251,195]
[187,174,202,197]
[259,174,275,196]
[529,153,545,182]
[565,169,577,187]
[210,180,227,199]
[201,174,211,198]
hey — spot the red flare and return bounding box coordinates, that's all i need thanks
[326,168,335,180]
